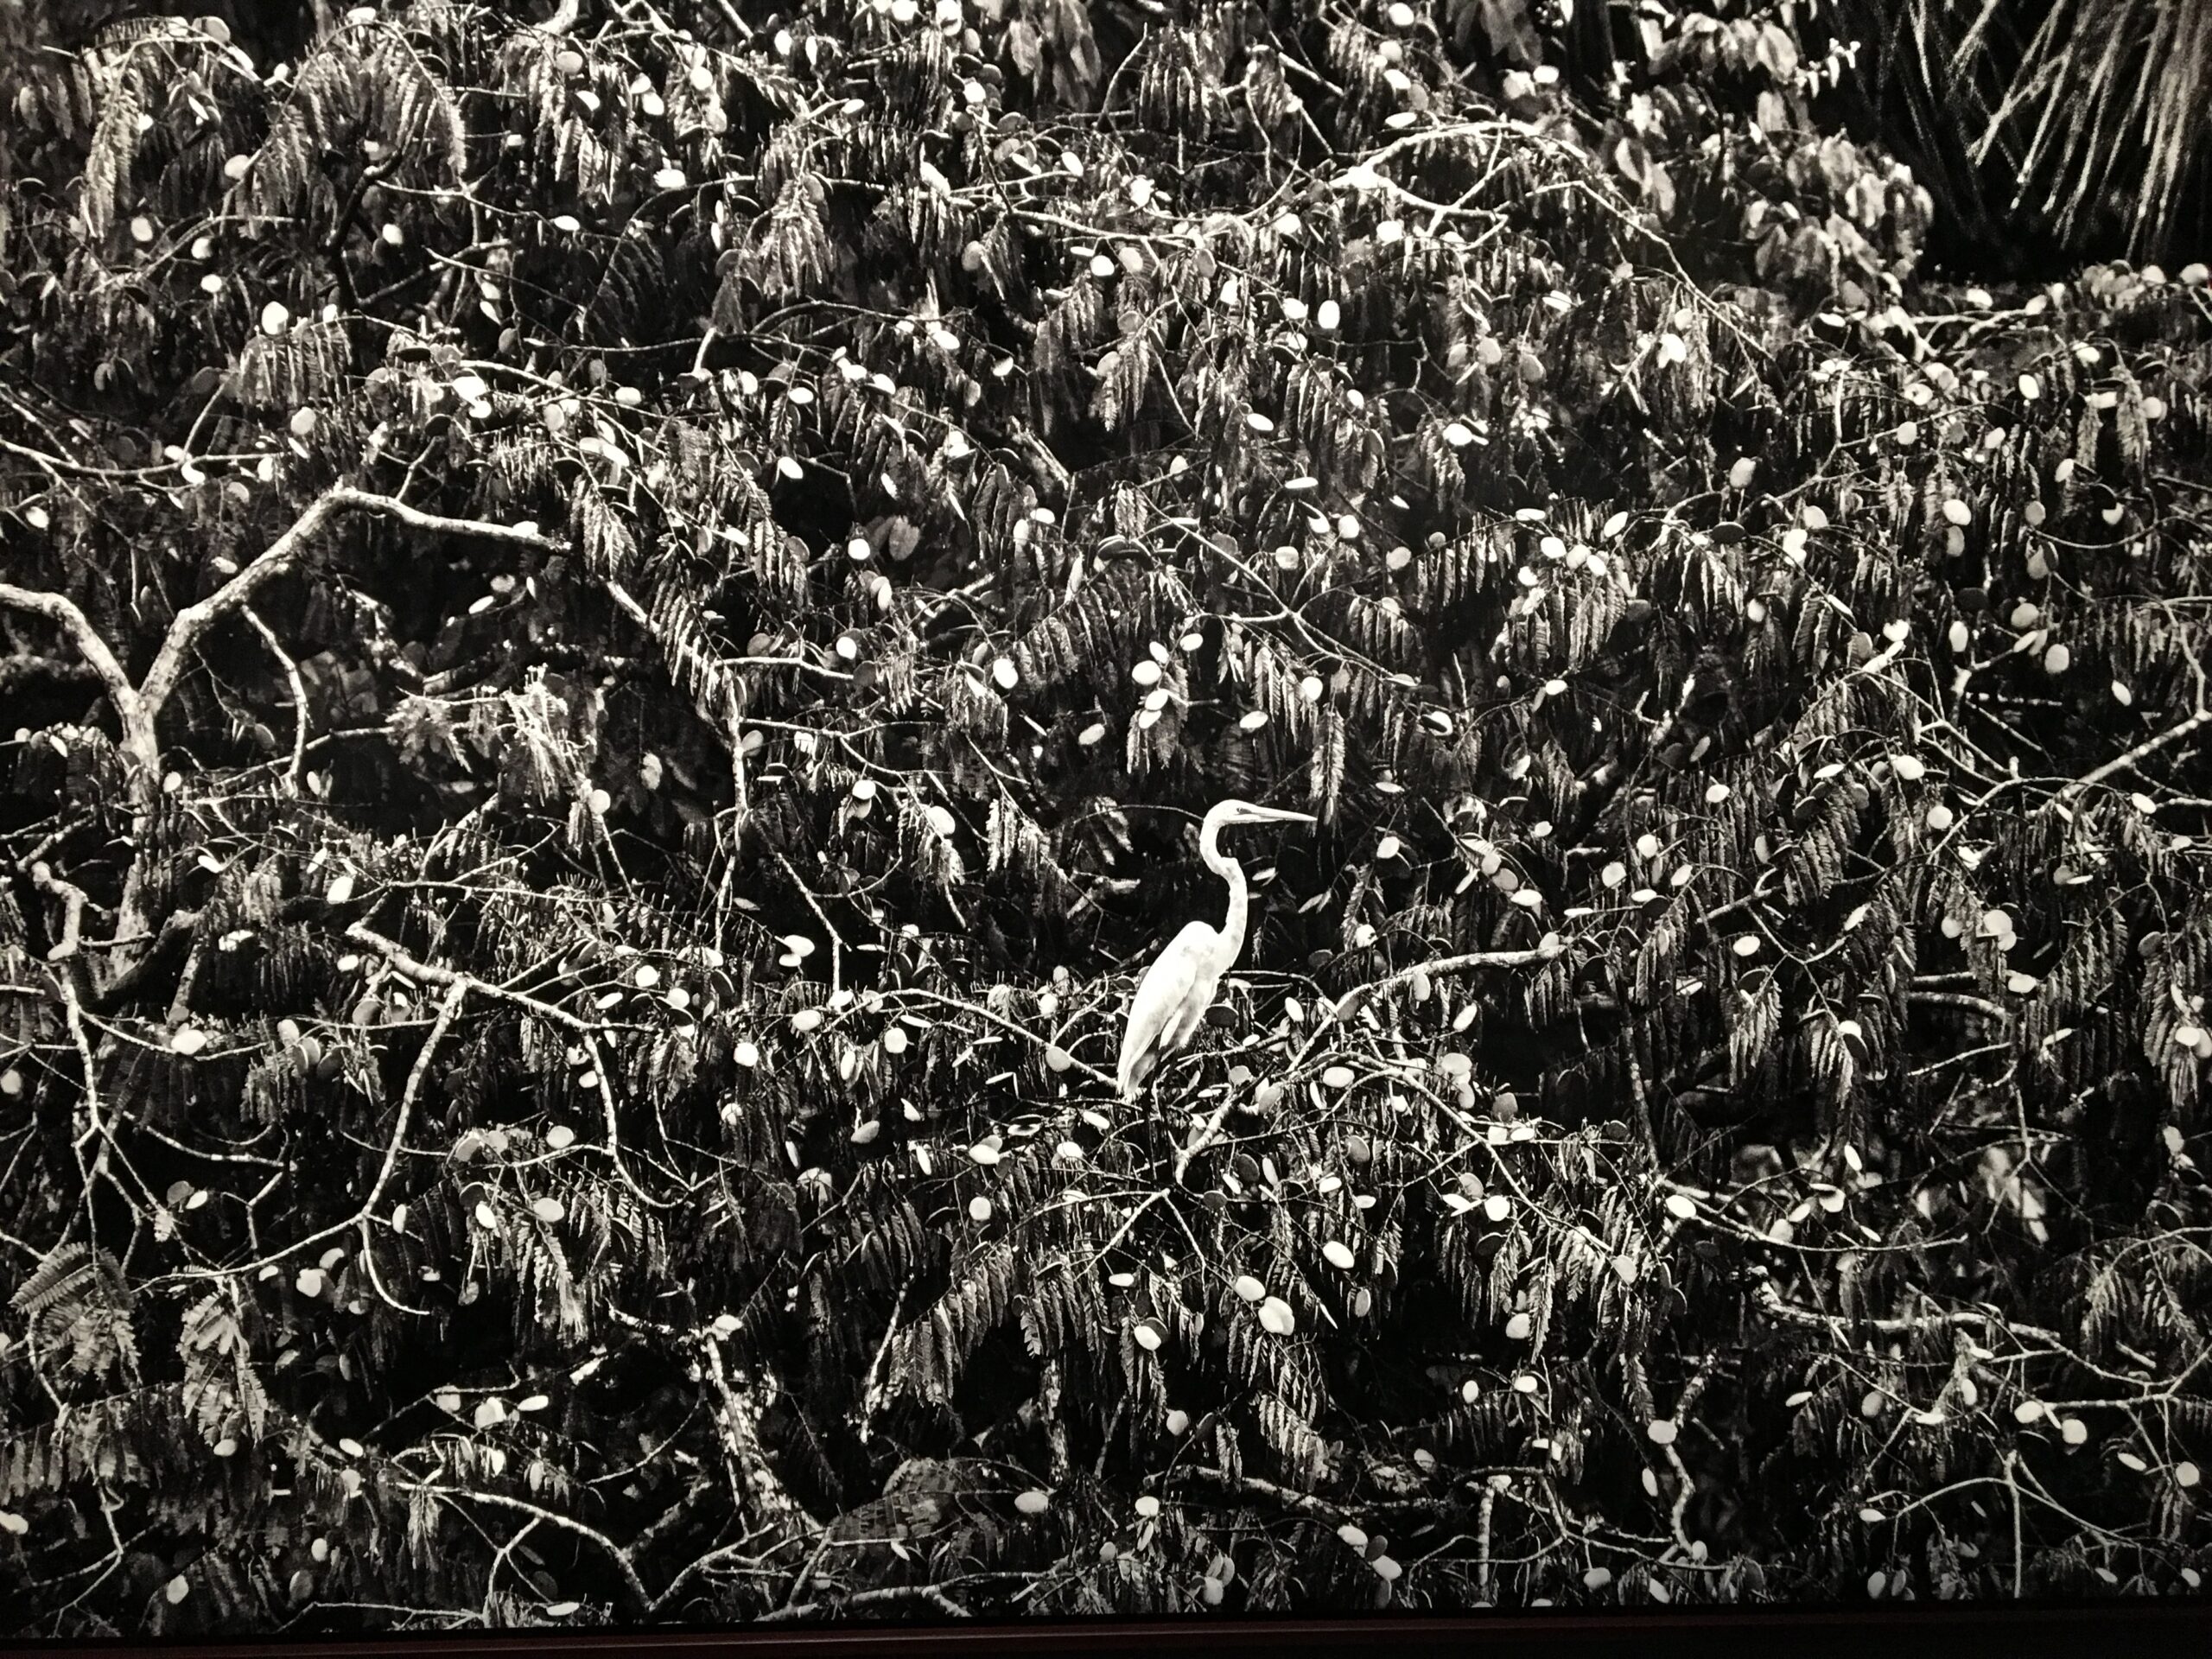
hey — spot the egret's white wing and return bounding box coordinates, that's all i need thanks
[1118,921,1217,1100]
[1162,957,1225,1056]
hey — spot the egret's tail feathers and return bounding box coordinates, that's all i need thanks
[1117,1045,1154,1103]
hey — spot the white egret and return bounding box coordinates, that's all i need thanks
[1116,798,1316,1103]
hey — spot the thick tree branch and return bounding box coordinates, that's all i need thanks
[137,491,346,720]
[7,486,566,779]
[27,862,89,962]
[0,582,150,759]
[83,908,203,1011]
[138,486,560,719]
[0,652,98,695]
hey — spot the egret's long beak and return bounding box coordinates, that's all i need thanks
[1243,807,1317,825]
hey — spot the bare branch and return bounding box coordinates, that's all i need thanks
[416,1484,651,1618]
[754,1583,973,1623]
[28,861,89,962]
[344,920,651,1203]
[1747,1274,2060,1346]
[0,582,150,759]
[142,486,563,721]
[242,606,308,794]
[137,491,346,720]
[1327,943,1560,1021]
[2066,706,2212,795]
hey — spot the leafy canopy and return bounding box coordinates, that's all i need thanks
[0,0,2209,1636]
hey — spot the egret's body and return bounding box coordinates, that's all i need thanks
[1117,799,1314,1103]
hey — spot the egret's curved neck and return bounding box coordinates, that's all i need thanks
[1201,817,1249,963]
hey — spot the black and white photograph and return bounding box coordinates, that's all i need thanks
[0,0,2209,1647]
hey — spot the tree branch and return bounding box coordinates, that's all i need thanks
[1327,943,1560,1022]
[242,606,308,794]
[754,1583,973,1624]
[345,919,652,1203]
[161,976,467,1283]
[1747,1275,2059,1346]
[28,861,89,962]
[697,1330,817,1535]
[2065,706,2212,796]
[416,1484,651,1618]
[138,486,563,721]
[137,490,348,720]
[0,582,150,760]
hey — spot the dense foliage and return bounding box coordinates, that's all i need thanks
[1,0,2209,1636]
